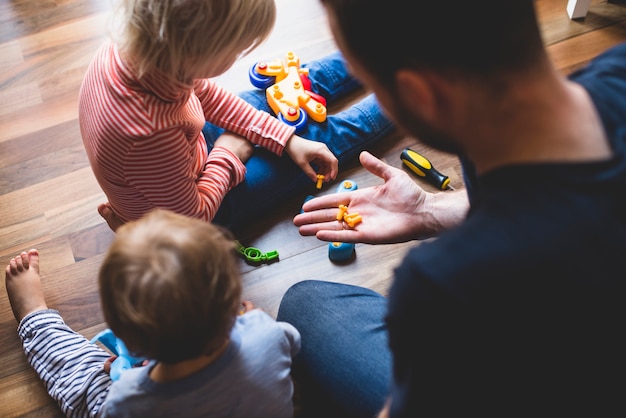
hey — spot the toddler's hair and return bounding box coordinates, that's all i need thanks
[113,0,276,80]
[98,209,242,364]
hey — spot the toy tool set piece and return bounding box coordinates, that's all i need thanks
[337,205,362,228]
[400,147,454,190]
[91,329,148,381]
[300,194,315,213]
[249,51,327,133]
[328,242,355,262]
[315,174,325,189]
[299,179,361,262]
[235,240,279,265]
[336,179,358,192]
[328,180,359,262]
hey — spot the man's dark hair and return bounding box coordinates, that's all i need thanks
[320,0,545,85]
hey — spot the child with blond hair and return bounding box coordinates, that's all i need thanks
[81,0,394,233]
[5,209,301,417]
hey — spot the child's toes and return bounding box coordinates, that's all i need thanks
[7,257,19,274]
[27,250,40,272]
[19,252,30,269]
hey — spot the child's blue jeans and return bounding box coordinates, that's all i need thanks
[203,51,394,232]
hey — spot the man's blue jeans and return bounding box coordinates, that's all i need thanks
[203,51,394,232]
[277,280,391,418]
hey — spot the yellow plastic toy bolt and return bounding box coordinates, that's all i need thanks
[337,204,348,221]
[343,212,362,228]
[316,174,325,189]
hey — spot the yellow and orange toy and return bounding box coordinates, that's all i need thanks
[249,51,327,132]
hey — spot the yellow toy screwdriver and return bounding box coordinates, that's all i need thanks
[400,148,454,190]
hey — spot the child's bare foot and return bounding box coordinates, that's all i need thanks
[5,249,48,322]
[98,202,124,232]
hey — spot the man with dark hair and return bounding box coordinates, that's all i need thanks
[279,1,626,416]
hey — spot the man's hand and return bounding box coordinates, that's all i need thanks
[284,135,338,184]
[293,151,469,244]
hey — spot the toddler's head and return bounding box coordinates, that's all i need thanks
[99,209,242,364]
[114,0,277,81]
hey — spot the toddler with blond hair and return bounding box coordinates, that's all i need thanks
[81,0,394,233]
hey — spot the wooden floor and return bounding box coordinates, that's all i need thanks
[1,0,625,416]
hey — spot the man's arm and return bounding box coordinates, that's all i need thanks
[294,151,469,244]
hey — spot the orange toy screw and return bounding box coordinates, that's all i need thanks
[316,174,325,189]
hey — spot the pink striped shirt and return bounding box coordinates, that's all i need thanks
[79,42,295,223]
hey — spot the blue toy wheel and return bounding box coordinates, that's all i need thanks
[249,62,275,89]
[328,242,355,262]
[300,195,315,214]
[278,109,307,133]
[336,179,358,193]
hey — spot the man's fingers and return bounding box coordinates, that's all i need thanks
[360,151,393,181]
[316,229,359,243]
[302,193,352,212]
[297,220,345,236]
[294,208,346,227]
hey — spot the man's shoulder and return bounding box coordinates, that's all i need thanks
[568,42,626,89]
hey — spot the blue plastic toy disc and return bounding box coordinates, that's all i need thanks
[249,63,276,89]
[328,241,355,262]
[278,109,307,133]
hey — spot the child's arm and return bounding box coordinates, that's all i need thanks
[276,320,301,358]
[214,132,254,164]
[96,132,246,228]
[196,80,338,183]
[195,80,295,155]
[121,127,247,223]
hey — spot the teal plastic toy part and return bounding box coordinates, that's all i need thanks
[328,180,358,262]
[300,195,315,214]
[328,241,355,262]
[90,329,147,381]
[336,179,358,193]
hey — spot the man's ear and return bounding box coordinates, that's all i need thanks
[395,69,437,123]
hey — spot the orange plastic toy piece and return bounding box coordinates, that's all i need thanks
[335,203,362,228]
[343,212,362,228]
[254,52,327,124]
[337,204,348,221]
[316,174,325,189]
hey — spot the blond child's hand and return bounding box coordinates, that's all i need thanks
[284,135,338,184]
[214,132,254,163]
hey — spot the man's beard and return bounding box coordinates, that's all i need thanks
[389,96,462,155]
